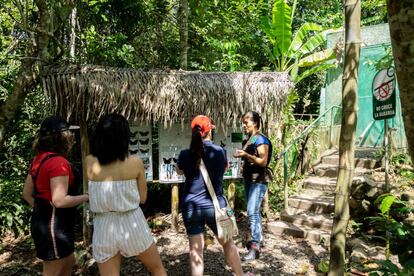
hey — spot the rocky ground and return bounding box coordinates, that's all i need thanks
[0,215,330,276]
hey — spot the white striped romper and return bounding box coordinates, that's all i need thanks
[89,179,154,263]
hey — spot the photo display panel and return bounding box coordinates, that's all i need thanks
[129,122,153,181]
[215,128,244,179]
[158,124,189,183]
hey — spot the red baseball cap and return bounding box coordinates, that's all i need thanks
[191,115,214,136]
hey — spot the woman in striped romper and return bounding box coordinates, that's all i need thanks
[86,114,166,276]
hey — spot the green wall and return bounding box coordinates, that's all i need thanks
[323,24,407,149]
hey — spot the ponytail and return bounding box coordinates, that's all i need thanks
[190,125,204,167]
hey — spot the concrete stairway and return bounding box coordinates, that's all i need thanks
[267,148,378,244]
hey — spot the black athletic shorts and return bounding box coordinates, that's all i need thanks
[31,199,75,261]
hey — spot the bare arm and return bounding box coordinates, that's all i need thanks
[136,160,147,204]
[22,175,35,207]
[234,144,269,167]
[50,176,88,208]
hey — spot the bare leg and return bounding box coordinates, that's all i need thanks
[217,238,245,276]
[137,242,166,276]
[43,253,74,276]
[97,253,121,276]
[188,234,204,276]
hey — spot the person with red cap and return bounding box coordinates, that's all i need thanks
[176,115,252,276]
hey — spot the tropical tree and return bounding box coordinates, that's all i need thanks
[0,0,76,146]
[261,0,337,84]
[386,0,414,163]
[328,0,361,275]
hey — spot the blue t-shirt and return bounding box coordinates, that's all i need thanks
[242,133,273,182]
[177,140,227,211]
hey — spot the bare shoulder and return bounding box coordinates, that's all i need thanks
[127,155,144,168]
[85,155,98,167]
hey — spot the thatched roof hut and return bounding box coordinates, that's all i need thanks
[42,65,293,129]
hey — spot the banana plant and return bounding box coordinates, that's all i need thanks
[262,0,337,83]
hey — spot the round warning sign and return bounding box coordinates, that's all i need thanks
[373,67,396,101]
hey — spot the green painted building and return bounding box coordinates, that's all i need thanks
[322,23,407,149]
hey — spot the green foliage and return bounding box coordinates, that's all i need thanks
[0,179,31,236]
[368,194,414,275]
[262,0,336,83]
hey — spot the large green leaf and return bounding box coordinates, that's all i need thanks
[272,0,292,55]
[297,32,326,56]
[295,63,335,83]
[289,23,323,55]
[380,195,395,214]
[298,48,336,67]
[261,16,276,45]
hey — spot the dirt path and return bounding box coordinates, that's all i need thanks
[0,217,329,275]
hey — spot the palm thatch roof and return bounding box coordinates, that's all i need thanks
[42,65,293,129]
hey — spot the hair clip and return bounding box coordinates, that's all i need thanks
[220,140,226,148]
[140,138,150,145]
[129,149,139,154]
[130,130,138,136]
[163,157,172,164]
[130,139,139,145]
[139,131,149,136]
[140,148,150,154]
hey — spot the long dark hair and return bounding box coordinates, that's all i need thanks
[242,111,263,132]
[190,125,204,167]
[90,114,130,165]
[34,131,74,155]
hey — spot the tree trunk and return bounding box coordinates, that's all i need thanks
[69,7,77,60]
[0,0,75,146]
[0,53,39,146]
[178,0,189,70]
[386,0,414,162]
[328,0,361,275]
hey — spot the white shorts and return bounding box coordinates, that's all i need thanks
[92,207,154,263]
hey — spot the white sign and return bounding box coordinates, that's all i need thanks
[158,124,188,183]
[373,67,396,101]
[215,129,244,179]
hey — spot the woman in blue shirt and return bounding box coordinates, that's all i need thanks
[234,111,272,261]
[176,115,246,276]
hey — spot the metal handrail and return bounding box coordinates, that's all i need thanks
[280,105,342,210]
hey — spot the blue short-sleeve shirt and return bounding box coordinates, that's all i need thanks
[177,140,227,211]
[242,133,273,182]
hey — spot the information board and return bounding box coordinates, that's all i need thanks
[215,129,244,179]
[372,67,396,120]
[158,124,188,183]
[129,123,153,181]
[158,124,244,183]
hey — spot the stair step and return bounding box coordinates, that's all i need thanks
[267,220,331,245]
[288,194,334,214]
[321,155,378,169]
[303,175,367,191]
[304,176,336,191]
[314,164,372,178]
[280,210,333,231]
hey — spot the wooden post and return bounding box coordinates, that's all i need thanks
[80,120,91,244]
[384,119,390,192]
[227,180,236,209]
[171,183,179,231]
